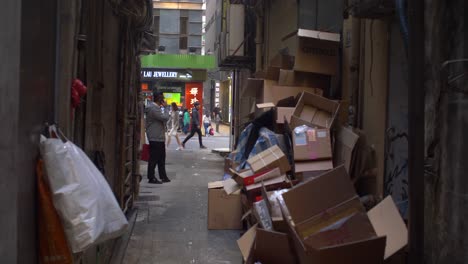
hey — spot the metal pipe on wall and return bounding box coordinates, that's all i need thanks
[407,0,425,262]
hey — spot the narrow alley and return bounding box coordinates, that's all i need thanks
[123,135,241,264]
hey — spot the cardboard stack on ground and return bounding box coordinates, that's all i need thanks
[211,28,407,263]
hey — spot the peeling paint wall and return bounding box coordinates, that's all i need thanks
[424,0,468,262]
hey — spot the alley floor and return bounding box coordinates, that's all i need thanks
[123,135,241,264]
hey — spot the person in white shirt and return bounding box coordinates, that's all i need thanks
[202,113,211,137]
[166,102,184,150]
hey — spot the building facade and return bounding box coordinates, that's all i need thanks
[141,0,216,118]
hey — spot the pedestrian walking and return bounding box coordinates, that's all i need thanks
[213,104,221,133]
[183,108,190,134]
[166,103,184,150]
[145,91,171,184]
[203,113,211,137]
[182,101,207,149]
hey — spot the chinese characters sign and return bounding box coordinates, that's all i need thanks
[185,82,203,121]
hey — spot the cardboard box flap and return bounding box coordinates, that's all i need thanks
[297,29,341,42]
[237,224,258,261]
[223,178,241,195]
[334,126,360,172]
[367,196,408,259]
[254,229,296,264]
[294,160,333,173]
[297,91,340,116]
[208,181,224,189]
[313,236,386,264]
[282,166,357,224]
[257,102,276,109]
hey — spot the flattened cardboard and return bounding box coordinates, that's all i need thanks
[334,126,359,172]
[292,91,340,129]
[254,229,297,264]
[294,159,333,174]
[278,69,331,89]
[208,182,242,230]
[368,196,408,259]
[294,29,341,75]
[237,224,258,261]
[247,145,291,174]
[292,127,332,161]
[277,107,295,124]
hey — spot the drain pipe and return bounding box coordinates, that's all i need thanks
[255,7,263,73]
[395,0,409,54]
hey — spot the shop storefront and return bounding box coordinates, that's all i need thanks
[140,69,208,123]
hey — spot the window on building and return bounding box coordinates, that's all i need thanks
[180,16,188,51]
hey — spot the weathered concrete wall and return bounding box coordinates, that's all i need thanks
[0,1,22,262]
[0,0,58,262]
[385,19,409,218]
[299,0,343,33]
[424,0,468,262]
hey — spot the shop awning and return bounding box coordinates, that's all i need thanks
[141,54,216,69]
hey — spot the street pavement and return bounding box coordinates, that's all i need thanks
[123,136,241,264]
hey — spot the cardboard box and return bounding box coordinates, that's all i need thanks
[230,167,282,187]
[237,224,258,262]
[207,181,242,230]
[334,126,359,172]
[292,91,340,129]
[278,69,331,89]
[292,126,332,161]
[248,78,323,106]
[279,166,407,263]
[253,228,297,264]
[294,29,341,75]
[247,145,291,174]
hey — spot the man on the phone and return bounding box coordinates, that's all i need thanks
[145,91,171,184]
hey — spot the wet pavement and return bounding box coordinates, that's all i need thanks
[123,136,241,264]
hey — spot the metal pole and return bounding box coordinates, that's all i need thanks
[408,0,425,262]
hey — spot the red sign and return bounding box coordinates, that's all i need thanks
[185,82,203,121]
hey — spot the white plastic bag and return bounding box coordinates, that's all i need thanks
[40,136,128,253]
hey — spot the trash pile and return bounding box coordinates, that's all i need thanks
[207,30,408,264]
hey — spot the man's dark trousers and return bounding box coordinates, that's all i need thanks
[147,141,168,180]
[183,125,203,146]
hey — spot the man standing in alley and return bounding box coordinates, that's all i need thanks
[182,101,207,149]
[145,91,171,184]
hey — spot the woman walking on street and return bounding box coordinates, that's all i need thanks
[167,103,184,150]
[203,113,211,137]
[145,91,171,184]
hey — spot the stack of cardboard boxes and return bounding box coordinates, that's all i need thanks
[207,29,407,263]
